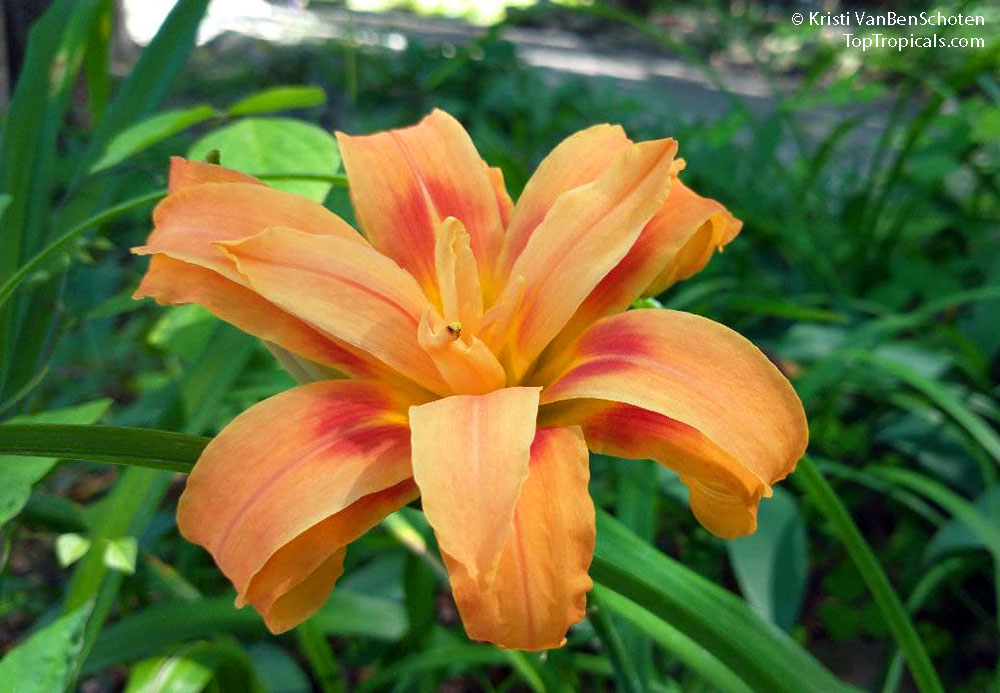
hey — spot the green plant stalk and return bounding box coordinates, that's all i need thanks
[296,618,346,693]
[0,190,165,312]
[794,457,944,693]
[587,591,645,693]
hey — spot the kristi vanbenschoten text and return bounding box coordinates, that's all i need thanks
[808,11,985,27]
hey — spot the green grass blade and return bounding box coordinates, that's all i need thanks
[0,190,165,311]
[591,510,853,693]
[794,457,944,693]
[859,354,1000,470]
[296,619,345,693]
[0,424,204,473]
[593,585,752,693]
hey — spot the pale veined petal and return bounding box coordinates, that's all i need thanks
[539,309,808,538]
[217,226,449,395]
[134,254,384,380]
[409,387,540,587]
[177,380,424,632]
[489,138,678,381]
[540,173,742,361]
[336,109,504,297]
[446,426,594,650]
[496,124,630,279]
[167,155,265,192]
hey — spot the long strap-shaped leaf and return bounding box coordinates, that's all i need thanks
[0,424,856,692]
[591,510,854,693]
[0,424,204,473]
[795,457,944,693]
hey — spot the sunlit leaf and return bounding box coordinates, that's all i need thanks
[0,606,89,693]
[227,85,327,116]
[90,105,219,173]
[188,118,340,201]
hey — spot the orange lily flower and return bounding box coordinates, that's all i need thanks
[133,110,807,650]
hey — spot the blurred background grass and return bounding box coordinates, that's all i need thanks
[0,0,997,690]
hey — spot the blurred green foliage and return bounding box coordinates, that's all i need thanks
[0,0,998,691]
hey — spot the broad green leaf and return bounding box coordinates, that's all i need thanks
[90,106,219,173]
[244,643,311,693]
[103,536,138,574]
[188,118,340,201]
[56,533,93,567]
[0,606,89,693]
[727,488,807,632]
[0,399,111,528]
[312,590,408,641]
[124,642,262,693]
[591,510,853,693]
[227,86,327,116]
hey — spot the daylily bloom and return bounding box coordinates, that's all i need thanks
[133,110,807,650]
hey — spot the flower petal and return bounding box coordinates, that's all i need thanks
[336,110,504,297]
[641,176,742,297]
[496,124,629,279]
[541,174,742,360]
[446,426,594,650]
[489,138,677,381]
[167,156,265,192]
[134,254,381,379]
[135,182,363,281]
[488,166,514,229]
[177,380,422,632]
[539,309,808,538]
[218,226,449,395]
[409,387,540,587]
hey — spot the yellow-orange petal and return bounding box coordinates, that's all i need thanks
[409,387,540,587]
[134,254,382,379]
[217,226,449,395]
[490,138,677,381]
[177,380,424,632]
[168,156,265,192]
[540,175,742,361]
[417,309,506,396]
[539,309,808,538]
[435,217,483,333]
[488,166,514,229]
[446,426,594,650]
[336,110,504,297]
[641,177,742,297]
[134,181,363,281]
[496,124,630,279]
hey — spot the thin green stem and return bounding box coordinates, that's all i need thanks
[296,618,346,693]
[795,456,944,693]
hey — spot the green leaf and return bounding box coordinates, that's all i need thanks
[227,86,327,116]
[592,585,752,693]
[794,457,944,693]
[90,106,219,173]
[312,590,408,641]
[188,118,340,201]
[0,399,111,528]
[591,510,853,693]
[103,536,138,575]
[926,487,1000,561]
[0,424,205,474]
[75,0,211,177]
[56,533,93,567]
[124,641,262,693]
[727,488,807,632]
[0,606,90,693]
[86,598,266,674]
